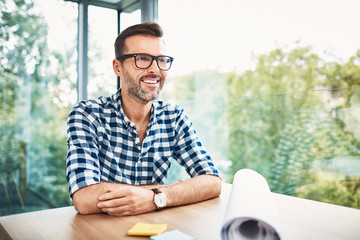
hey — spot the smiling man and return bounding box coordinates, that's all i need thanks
[66,22,221,216]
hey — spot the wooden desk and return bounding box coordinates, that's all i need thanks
[1,183,360,240]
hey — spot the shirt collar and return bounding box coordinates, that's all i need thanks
[112,88,158,129]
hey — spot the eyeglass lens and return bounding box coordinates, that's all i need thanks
[135,54,172,70]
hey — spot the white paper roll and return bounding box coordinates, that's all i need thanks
[221,169,281,240]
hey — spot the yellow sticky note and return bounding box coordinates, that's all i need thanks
[128,222,167,236]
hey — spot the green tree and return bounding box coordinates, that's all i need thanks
[227,46,360,208]
[0,0,75,215]
[163,71,231,180]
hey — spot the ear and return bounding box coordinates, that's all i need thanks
[112,59,122,77]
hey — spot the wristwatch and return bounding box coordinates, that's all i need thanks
[151,188,167,210]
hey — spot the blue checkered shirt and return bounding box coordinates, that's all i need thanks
[66,89,219,196]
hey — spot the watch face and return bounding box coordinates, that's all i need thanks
[154,193,167,208]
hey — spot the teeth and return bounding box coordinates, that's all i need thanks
[143,80,157,84]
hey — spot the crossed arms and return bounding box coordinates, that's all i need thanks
[72,174,221,216]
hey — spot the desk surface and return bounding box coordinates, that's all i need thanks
[1,183,360,240]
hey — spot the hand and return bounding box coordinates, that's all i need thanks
[97,185,156,216]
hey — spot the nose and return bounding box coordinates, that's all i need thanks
[147,59,160,73]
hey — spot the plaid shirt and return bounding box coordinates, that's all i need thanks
[66,89,219,196]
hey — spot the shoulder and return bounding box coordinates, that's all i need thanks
[69,95,115,117]
[153,100,185,119]
[152,101,193,132]
[67,95,118,127]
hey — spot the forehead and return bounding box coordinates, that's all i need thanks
[124,34,166,55]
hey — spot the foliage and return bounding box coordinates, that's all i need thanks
[163,71,231,178]
[226,46,360,208]
[0,0,74,215]
[2,0,360,216]
[295,171,360,208]
[164,47,360,208]
[269,107,360,196]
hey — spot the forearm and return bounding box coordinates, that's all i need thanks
[72,181,121,214]
[161,175,221,207]
[72,181,180,215]
[72,176,220,215]
[140,180,183,190]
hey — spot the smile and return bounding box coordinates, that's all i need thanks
[143,80,159,84]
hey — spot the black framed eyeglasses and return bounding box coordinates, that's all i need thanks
[116,53,174,71]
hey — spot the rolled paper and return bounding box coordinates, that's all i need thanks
[221,169,281,240]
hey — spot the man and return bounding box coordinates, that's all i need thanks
[66,22,221,216]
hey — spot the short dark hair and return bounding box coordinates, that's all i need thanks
[114,22,163,59]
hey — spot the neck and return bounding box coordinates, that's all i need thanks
[121,92,152,125]
[121,92,152,146]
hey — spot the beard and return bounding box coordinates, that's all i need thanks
[122,68,164,103]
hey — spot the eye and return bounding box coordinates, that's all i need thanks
[136,55,151,62]
[158,57,166,63]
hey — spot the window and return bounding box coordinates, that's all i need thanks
[0,0,144,216]
[0,0,77,216]
[158,0,360,208]
[88,6,118,99]
[87,8,141,99]
[1,0,359,217]
[120,9,141,31]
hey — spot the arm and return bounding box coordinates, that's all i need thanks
[97,174,221,216]
[161,174,221,207]
[72,181,118,215]
[72,180,182,215]
[72,181,165,215]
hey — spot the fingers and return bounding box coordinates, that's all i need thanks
[101,205,133,216]
[98,187,129,201]
[106,210,133,217]
[100,197,149,216]
[97,188,134,209]
[98,193,134,216]
[98,197,127,209]
[97,186,156,216]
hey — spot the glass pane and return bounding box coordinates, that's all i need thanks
[120,9,141,31]
[88,6,118,99]
[87,8,140,100]
[162,71,360,209]
[158,0,360,208]
[0,0,77,216]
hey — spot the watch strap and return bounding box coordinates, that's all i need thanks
[151,188,162,195]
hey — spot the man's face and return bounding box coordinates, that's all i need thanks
[115,35,168,103]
